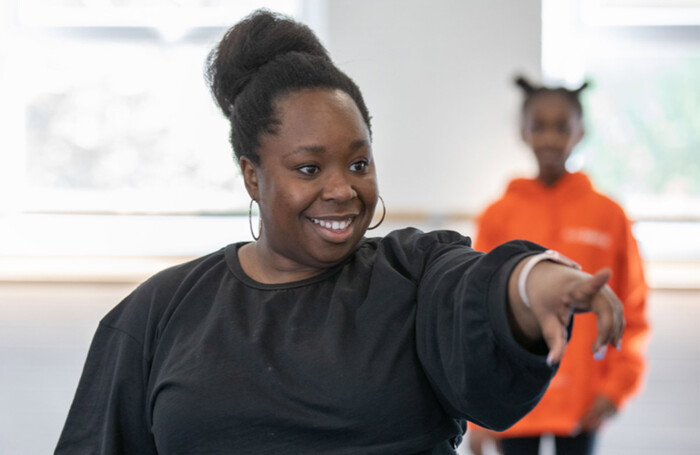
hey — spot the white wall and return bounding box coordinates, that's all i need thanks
[319,0,541,215]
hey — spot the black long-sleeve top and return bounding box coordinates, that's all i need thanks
[55,228,554,454]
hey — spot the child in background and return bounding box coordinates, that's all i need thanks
[467,77,650,455]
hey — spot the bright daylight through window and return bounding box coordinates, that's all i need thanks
[544,0,700,221]
[1,0,300,215]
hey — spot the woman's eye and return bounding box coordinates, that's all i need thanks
[297,165,320,176]
[350,160,368,172]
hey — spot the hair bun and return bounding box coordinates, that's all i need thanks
[514,75,537,94]
[573,80,590,94]
[206,9,330,117]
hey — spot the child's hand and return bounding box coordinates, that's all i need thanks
[575,395,618,433]
[467,429,502,455]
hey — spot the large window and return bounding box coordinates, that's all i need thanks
[543,0,700,221]
[0,0,301,215]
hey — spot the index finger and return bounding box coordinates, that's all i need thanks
[569,268,611,312]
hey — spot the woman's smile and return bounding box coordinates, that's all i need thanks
[308,215,357,243]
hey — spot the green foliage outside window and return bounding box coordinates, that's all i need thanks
[578,57,700,200]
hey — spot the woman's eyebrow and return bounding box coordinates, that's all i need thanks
[282,139,369,159]
[282,145,325,159]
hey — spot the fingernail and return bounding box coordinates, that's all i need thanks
[546,354,556,367]
[616,340,622,350]
[594,346,608,360]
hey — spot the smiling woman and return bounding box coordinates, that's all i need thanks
[238,89,378,282]
[54,9,625,455]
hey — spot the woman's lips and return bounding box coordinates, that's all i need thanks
[310,217,352,230]
[308,216,356,242]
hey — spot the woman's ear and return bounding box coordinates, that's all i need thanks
[239,156,259,200]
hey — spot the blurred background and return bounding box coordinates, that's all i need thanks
[0,0,698,453]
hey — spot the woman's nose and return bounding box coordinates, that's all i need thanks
[322,170,358,201]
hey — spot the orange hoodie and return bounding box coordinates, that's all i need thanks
[470,172,649,437]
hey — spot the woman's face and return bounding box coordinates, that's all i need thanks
[241,88,377,276]
[521,93,584,185]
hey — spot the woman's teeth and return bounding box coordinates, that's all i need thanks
[312,218,352,230]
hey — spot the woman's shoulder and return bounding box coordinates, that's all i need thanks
[357,228,473,276]
[99,246,232,343]
[364,228,471,251]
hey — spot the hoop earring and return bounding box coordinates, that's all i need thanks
[248,199,262,240]
[367,195,386,230]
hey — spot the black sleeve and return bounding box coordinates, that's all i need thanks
[415,239,556,431]
[54,251,227,454]
[54,322,157,454]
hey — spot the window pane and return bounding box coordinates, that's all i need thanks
[4,0,301,214]
[544,0,700,219]
[23,38,244,212]
[21,37,246,212]
[580,57,700,200]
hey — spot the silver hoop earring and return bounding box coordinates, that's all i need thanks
[368,195,386,230]
[248,199,262,240]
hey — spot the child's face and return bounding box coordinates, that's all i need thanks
[521,93,584,184]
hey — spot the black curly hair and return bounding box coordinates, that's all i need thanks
[515,75,589,118]
[205,9,372,165]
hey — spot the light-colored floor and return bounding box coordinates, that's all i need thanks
[0,282,137,454]
[1,283,698,454]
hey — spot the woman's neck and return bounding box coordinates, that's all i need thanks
[237,241,326,284]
